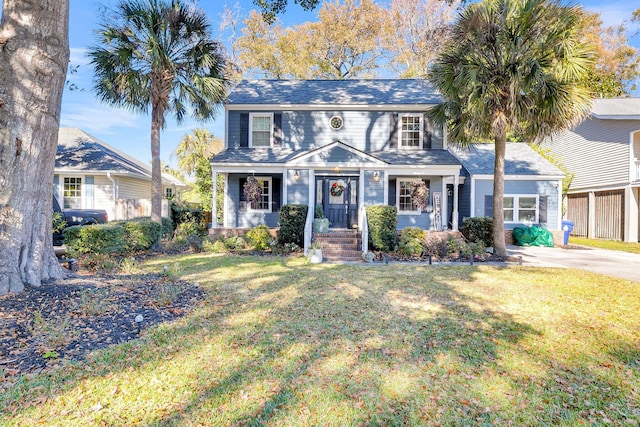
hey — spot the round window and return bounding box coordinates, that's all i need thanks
[330,115,344,130]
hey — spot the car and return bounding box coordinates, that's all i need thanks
[53,196,108,245]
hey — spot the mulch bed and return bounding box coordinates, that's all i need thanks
[0,272,206,377]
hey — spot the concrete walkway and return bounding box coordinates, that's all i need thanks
[507,244,640,283]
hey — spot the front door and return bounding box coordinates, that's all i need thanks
[318,177,358,229]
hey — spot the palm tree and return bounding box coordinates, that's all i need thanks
[429,0,593,258]
[89,0,228,243]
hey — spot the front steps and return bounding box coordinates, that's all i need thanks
[313,230,361,262]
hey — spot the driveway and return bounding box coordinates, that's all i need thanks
[507,244,640,283]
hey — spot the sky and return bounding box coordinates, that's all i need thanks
[54,0,640,169]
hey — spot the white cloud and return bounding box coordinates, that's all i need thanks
[60,103,142,134]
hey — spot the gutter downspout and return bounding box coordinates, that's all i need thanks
[106,172,117,220]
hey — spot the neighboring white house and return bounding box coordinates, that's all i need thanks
[55,128,187,221]
[541,98,640,242]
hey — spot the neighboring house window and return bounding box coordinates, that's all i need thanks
[249,113,273,147]
[165,188,173,199]
[250,177,272,212]
[504,195,538,223]
[397,178,423,214]
[63,177,82,209]
[399,114,423,149]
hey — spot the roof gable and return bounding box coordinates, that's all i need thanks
[227,79,442,106]
[288,141,386,166]
[56,128,185,186]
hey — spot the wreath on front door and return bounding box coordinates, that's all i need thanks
[243,176,262,206]
[330,181,345,197]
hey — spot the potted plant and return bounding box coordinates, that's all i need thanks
[313,205,330,233]
[308,241,323,264]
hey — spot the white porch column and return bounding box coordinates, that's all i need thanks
[211,169,217,229]
[222,173,229,228]
[624,185,639,242]
[452,174,460,231]
[587,191,595,238]
[283,168,289,206]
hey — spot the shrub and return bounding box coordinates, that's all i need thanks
[246,225,272,250]
[64,224,125,255]
[170,200,205,230]
[460,217,493,248]
[161,217,174,240]
[174,218,208,239]
[224,235,246,250]
[119,219,162,252]
[204,239,228,254]
[424,235,449,259]
[279,204,308,246]
[398,227,425,256]
[366,205,397,252]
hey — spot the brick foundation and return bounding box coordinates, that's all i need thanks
[209,227,279,240]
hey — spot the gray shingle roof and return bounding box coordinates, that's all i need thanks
[56,128,185,186]
[212,145,460,167]
[451,143,564,176]
[371,149,460,166]
[591,98,640,119]
[227,79,442,105]
[211,147,300,164]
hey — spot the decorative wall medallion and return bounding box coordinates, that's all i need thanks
[330,115,344,130]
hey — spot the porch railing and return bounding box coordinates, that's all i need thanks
[635,159,640,181]
[361,206,369,255]
[303,203,314,255]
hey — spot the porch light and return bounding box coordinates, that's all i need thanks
[293,170,300,181]
[425,204,434,213]
[372,171,380,182]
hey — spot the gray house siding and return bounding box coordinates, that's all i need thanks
[543,118,638,191]
[227,110,444,152]
[286,169,310,205]
[474,179,559,229]
[364,170,385,205]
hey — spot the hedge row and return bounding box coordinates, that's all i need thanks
[64,218,167,255]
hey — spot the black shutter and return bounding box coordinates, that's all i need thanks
[485,195,493,217]
[538,196,548,225]
[272,177,281,212]
[389,178,397,206]
[240,113,249,147]
[389,113,398,148]
[423,114,432,150]
[273,113,283,146]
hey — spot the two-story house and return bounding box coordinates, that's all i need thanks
[211,79,564,255]
[541,98,640,243]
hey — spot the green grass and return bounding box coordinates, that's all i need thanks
[1,254,639,426]
[571,236,640,254]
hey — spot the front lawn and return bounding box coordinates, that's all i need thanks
[1,255,638,425]
[570,236,640,254]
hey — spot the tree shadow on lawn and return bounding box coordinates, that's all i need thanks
[3,260,638,425]
[136,264,545,425]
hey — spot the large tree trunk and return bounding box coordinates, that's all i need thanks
[0,1,69,295]
[492,131,507,259]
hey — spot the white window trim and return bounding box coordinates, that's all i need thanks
[249,112,274,148]
[60,175,85,209]
[248,176,273,213]
[398,113,423,150]
[503,194,539,224]
[397,177,423,215]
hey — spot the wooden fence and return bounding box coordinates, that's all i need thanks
[566,190,624,240]
[567,194,588,237]
[593,190,624,240]
[114,199,170,220]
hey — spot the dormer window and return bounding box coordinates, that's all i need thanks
[249,113,274,147]
[399,113,423,149]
